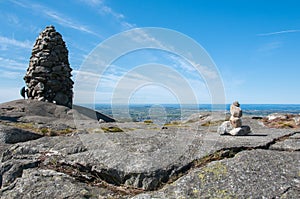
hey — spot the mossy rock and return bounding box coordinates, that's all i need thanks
[5,122,75,136]
[101,126,124,133]
[164,121,181,126]
[144,120,153,124]
[39,127,74,136]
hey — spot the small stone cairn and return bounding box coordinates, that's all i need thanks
[24,25,73,108]
[218,101,251,135]
[230,101,243,128]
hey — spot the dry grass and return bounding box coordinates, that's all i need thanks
[4,122,75,136]
[101,126,124,133]
[143,120,153,124]
[263,120,296,128]
[262,115,298,129]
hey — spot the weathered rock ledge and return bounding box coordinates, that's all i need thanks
[0,100,299,198]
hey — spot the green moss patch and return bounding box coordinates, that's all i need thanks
[4,122,75,136]
[144,120,153,124]
[101,126,124,133]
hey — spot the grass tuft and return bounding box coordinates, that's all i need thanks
[101,126,124,133]
[144,120,153,124]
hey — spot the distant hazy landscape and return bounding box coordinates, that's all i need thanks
[94,104,300,122]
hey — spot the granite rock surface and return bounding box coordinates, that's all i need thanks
[0,100,299,198]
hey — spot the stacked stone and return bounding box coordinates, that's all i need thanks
[24,25,73,108]
[218,101,251,136]
[230,101,242,128]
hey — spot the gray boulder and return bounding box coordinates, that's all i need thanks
[229,125,251,136]
[218,121,251,136]
[0,99,115,129]
[0,125,42,144]
[217,121,233,135]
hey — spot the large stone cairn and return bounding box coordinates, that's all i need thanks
[218,101,251,135]
[24,25,73,108]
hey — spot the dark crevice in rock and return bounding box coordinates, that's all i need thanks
[160,132,297,190]
[161,147,250,190]
[0,161,40,188]
[268,132,300,152]
[37,132,297,195]
[40,162,144,196]
[0,180,17,193]
[275,185,300,198]
[279,186,292,196]
[262,132,297,149]
[39,147,247,194]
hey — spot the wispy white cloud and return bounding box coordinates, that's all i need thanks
[120,21,135,29]
[120,28,219,81]
[11,0,100,37]
[168,54,196,73]
[123,29,167,48]
[257,29,300,36]
[0,57,28,71]
[43,10,99,36]
[0,36,32,49]
[0,9,41,35]
[0,57,25,79]
[72,70,100,79]
[77,0,103,6]
[9,0,27,7]
[73,62,209,104]
[190,61,219,79]
[6,13,19,25]
[100,4,124,20]
[258,41,281,52]
[78,0,135,29]
[0,70,22,79]
[79,0,123,19]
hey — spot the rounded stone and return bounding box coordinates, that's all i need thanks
[230,104,242,118]
[230,116,242,128]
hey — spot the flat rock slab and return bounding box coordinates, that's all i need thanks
[133,149,300,199]
[0,119,295,192]
[270,132,300,151]
[0,124,42,144]
[71,122,294,190]
[0,100,114,130]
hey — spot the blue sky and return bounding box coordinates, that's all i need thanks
[0,0,300,104]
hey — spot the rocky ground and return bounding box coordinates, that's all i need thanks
[0,99,299,198]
